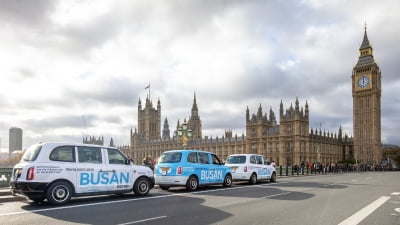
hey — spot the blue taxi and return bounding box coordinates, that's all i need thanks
[154,150,232,191]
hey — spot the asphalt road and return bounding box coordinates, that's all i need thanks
[0,172,399,225]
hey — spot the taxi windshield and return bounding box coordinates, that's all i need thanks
[159,152,182,163]
[226,155,246,164]
[22,144,42,161]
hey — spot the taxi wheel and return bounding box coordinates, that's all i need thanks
[186,175,198,191]
[223,174,232,187]
[159,185,170,191]
[46,181,72,205]
[270,172,277,183]
[249,173,257,185]
[134,177,150,196]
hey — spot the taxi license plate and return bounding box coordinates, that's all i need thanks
[160,167,169,176]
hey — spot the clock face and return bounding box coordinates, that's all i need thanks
[357,75,370,88]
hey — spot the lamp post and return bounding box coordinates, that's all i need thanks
[177,120,192,149]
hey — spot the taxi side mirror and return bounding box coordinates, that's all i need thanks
[125,159,131,165]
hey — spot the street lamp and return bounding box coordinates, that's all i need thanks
[177,120,192,148]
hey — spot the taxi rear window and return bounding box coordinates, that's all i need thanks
[22,144,42,161]
[159,152,182,163]
[226,155,246,164]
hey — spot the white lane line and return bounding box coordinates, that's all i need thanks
[395,208,400,213]
[338,196,391,225]
[117,216,167,225]
[264,192,291,198]
[351,180,358,182]
[0,181,289,217]
[391,192,400,196]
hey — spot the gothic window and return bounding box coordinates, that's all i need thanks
[251,143,257,153]
[287,125,292,134]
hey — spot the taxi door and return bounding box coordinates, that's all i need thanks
[209,153,225,183]
[257,155,269,180]
[105,148,135,191]
[76,146,108,193]
[197,152,212,184]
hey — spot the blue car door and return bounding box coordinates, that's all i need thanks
[210,153,225,183]
[197,152,212,184]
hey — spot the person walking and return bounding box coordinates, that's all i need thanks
[143,155,155,170]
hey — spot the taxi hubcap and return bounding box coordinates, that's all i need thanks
[54,186,67,200]
[139,182,148,192]
[190,179,197,188]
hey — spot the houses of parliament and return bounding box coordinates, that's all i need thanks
[125,29,382,166]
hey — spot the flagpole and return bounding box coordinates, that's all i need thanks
[145,83,151,99]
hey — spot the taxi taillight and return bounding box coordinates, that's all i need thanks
[244,166,248,172]
[27,167,35,180]
[177,166,183,175]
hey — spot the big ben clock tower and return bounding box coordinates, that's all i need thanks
[352,26,382,165]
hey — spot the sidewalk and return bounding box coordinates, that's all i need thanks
[0,187,26,203]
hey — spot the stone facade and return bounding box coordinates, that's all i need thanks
[83,136,104,146]
[128,95,353,166]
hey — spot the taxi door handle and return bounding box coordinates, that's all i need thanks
[99,169,116,172]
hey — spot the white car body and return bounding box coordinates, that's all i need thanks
[225,154,276,184]
[10,142,154,205]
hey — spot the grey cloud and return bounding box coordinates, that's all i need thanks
[23,114,99,132]
[0,0,56,26]
[17,68,36,79]
[65,78,140,107]
[55,12,122,54]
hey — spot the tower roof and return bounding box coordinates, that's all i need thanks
[359,28,371,50]
[355,26,375,68]
[192,92,198,112]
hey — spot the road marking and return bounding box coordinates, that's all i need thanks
[338,196,391,225]
[391,192,400,196]
[117,216,167,225]
[351,180,358,182]
[395,208,400,213]
[264,192,291,198]
[0,181,288,217]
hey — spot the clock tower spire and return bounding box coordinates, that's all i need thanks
[352,26,382,165]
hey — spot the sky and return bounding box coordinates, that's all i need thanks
[0,0,399,152]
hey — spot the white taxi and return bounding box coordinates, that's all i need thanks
[10,142,154,205]
[225,154,276,184]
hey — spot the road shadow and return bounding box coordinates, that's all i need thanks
[163,182,315,201]
[17,194,232,225]
[269,181,349,189]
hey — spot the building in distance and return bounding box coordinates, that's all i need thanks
[9,127,22,155]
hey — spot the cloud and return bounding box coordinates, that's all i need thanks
[1,0,400,152]
[0,0,56,26]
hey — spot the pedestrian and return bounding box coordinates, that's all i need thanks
[271,160,276,167]
[143,155,155,170]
